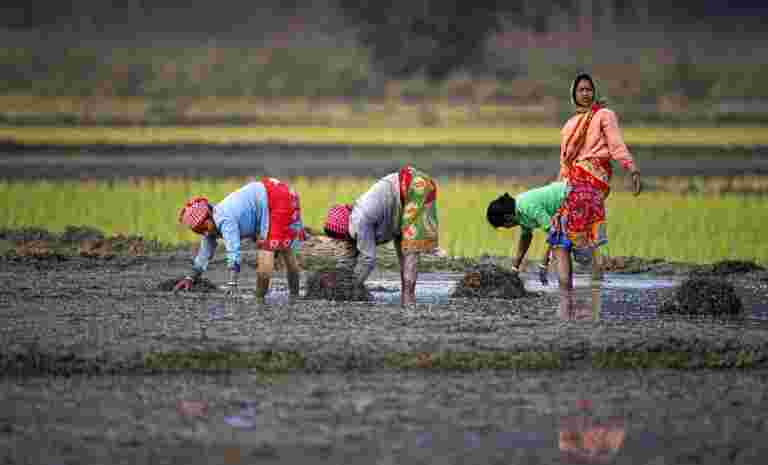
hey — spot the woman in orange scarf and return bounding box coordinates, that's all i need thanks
[555,73,642,277]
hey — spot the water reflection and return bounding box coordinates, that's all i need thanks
[559,282,602,322]
[411,400,630,464]
[559,406,626,464]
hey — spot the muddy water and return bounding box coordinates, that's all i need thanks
[2,370,768,464]
[243,271,768,323]
[1,144,766,180]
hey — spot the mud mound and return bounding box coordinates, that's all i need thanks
[659,277,743,316]
[60,225,105,243]
[690,260,764,277]
[0,227,55,242]
[451,264,526,299]
[158,277,219,293]
[304,269,373,301]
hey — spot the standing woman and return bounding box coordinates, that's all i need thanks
[557,73,642,274]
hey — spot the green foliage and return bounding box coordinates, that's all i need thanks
[2,177,768,264]
[383,351,563,370]
[0,38,766,123]
[144,350,305,372]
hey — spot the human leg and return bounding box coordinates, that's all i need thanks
[279,250,301,299]
[554,247,573,290]
[591,248,603,281]
[400,251,419,306]
[256,250,275,302]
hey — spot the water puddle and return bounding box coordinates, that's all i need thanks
[224,271,768,324]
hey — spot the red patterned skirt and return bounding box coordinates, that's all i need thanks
[256,177,306,251]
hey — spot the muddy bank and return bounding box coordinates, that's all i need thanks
[0,225,731,276]
[1,143,767,183]
[2,227,768,375]
[2,370,768,465]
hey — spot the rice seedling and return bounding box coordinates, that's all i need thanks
[1,177,766,264]
[0,125,765,147]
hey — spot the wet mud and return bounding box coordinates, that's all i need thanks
[3,370,768,465]
[2,228,768,378]
[660,277,744,317]
[451,263,527,299]
[304,269,373,302]
[157,277,219,293]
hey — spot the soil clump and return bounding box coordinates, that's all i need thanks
[304,268,373,301]
[689,260,764,277]
[157,277,219,293]
[659,277,743,316]
[451,263,527,299]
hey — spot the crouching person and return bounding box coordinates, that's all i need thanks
[486,181,606,290]
[323,165,439,306]
[174,178,306,302]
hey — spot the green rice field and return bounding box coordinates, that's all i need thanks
[1,125,767,147]
[2,177,766,265]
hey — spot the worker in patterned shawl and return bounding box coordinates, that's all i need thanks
[323,165,439,306]
[555,72,642,277]
[174,178,306,302]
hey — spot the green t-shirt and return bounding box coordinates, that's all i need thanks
[515,182,567,232]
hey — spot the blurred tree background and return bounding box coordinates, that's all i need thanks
[0,0,766,124]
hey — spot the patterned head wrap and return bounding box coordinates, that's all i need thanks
[178,197,211,231]
[324,204,352,240]
[570,73,606,110]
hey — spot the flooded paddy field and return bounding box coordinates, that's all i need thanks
[1,143,767,181]
[3,143,768,463]
[2,247,768,463]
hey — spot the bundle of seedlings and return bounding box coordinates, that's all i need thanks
[659,277,743,316]
[451,263,526,299]
[304,267,373,301]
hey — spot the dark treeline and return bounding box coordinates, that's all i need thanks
[1,0,764,85]
[0,0,752,30]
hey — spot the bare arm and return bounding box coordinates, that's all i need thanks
[353,221,377,286]
[513,229,534,271]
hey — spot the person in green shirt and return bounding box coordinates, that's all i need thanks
[486,181,606,290]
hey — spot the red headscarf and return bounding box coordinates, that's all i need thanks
[324,204,353,240]
[178,197,211,231]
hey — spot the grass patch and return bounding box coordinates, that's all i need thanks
[591,350,765,369]
[2,177,767,264]
[384,350,766,370]
[1,125,767,147]
[144,350,306,372]
[384,351,563,370]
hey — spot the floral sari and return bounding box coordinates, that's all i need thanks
[398,165,439,252]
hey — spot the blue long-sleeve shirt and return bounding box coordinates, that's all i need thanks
[191,182,269,274]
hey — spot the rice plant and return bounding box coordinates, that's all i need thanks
[1,177,766,265]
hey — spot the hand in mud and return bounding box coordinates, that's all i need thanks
[224,269,240,299]
[352,284,370,301]
[224,281,240,300]
[173,277,194,293]
[538,264,549,286]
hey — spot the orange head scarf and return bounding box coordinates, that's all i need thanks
[562,73,605,170]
